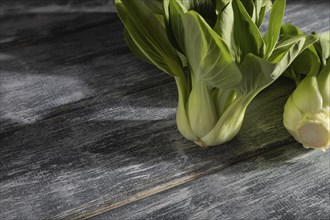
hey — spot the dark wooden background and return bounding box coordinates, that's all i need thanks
[1,0,329,219]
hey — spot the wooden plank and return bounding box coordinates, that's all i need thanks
[0,75,299,220]
[1,1,329,219]
[258,0,329,34]
[0,16,176,133]
[1,0,328,51]
[0,13,115,51]
[0,23,298,218]
[93,145,330,220]
[283,0,330,33]
[0,0,115,16]
[0,0,115,50]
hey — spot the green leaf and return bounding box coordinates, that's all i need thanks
[317,60,330,107]
[314,31,330,65]
[237,53,275,93]
[169,0,242,89]
[270,35,318,79]
[143,0,164,14]
[176,0,217,27]
[280,24,322,82]
[216,0,230,12]
[232,0,265,61]
[164,0,217,52]
[269,35,311,63]
[124,28,152,64]
[116,0,183,77]
[241,0,255,19]
[290,48,321,76]
[254,0,272,27]
[212,88,237,117]
[238,35,318,93]
[320,31,330,61]
[264,0,286,58]
[280,23,304,39]
[167,0,187,52]
[214,0,234,50]
[217,0,264,63]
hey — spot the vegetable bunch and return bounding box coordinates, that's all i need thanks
[281,24,330,151]
[115,0,318,147]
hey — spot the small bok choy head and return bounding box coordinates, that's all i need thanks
[115,0,317,147]
[281,24,330,151]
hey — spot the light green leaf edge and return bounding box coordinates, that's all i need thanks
[264,0,286,59]
[116,0,183,77]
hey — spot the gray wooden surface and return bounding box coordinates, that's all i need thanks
[0,0,329,219]
[0,0,115,16]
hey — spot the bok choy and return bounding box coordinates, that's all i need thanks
[115,0,317,147]
[281,24,330,151]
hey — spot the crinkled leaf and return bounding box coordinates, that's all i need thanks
[264,0,286,58]
[169,0,242,89]
[280,24,320,67]
[238,34,318,93]
[280,24,322,82]
[270,35,318,79]
[269,35,313,63]
[116,0,183,77]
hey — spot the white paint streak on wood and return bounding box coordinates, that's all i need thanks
[0,72,91,124]
[1,1,329,219]
[25,4,116,13]
[89,107,176,121]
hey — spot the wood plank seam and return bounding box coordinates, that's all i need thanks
[55,137,296,220]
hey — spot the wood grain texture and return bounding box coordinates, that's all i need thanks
[0,43,298,219]
[0,13,115,51]
[0,19,294,220]
[94,146,330,220]
[0,0,116,16]
[0,0,329,219]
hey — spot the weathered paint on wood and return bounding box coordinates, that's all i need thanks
[0,13,114,51]
[0,0,115,16]
[0,32,299,218]
[0,17,174,133]
[0,0,329,219]
[94,146,330,220]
